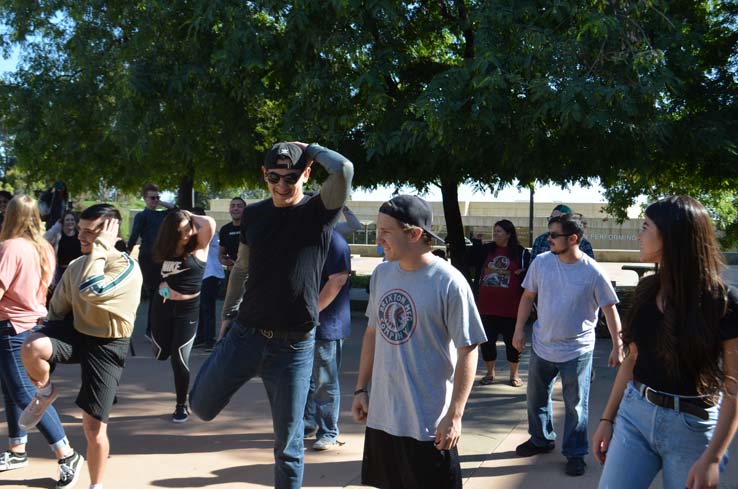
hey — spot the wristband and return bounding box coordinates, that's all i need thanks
[354,388,368,396]
[600,418,614,424]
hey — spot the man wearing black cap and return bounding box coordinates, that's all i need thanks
[530,204,595,260]
[351,195,487,489]
[189,141,353,489]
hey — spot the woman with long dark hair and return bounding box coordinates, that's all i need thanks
[593,196,738,489]
[43,210,82,287]
[150,208,214,423]
[0,195,83,485]
[469,219,531,387]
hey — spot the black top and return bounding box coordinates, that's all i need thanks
[631,286,738,396]
[236,194,339,332]
[127,208,167,256]
[160,254,206,295]
[57,232,82,267]
[219,222,241,261]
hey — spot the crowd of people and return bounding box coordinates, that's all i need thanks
[0,142,736,489]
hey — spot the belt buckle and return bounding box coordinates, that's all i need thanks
[260,329,274,339]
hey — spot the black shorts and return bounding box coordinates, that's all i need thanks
[40,319,129,422]
[362,427,462,489]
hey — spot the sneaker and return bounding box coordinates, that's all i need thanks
[56,451,84,488]
[313,438,338,451]
[172,404,189,423]
[19,384,58,430]
[515,438,555,457]
[565,457,586,476]
[0,451,28,471]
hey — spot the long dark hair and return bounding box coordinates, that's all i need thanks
[493,219,523,261]
[152,209,197,262]
[622,196,727,396]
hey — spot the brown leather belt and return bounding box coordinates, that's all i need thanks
[634,381,714,421]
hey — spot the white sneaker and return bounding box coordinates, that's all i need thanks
[312,438,338,451]
[19,384,58,430]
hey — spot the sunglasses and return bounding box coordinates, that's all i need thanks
[266,171,301,185]
[547,232,573,239]
[147,195,161,200]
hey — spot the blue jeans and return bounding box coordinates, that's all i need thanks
[598,381,726,489]
[304,339,343,442]
[0,321,68,450]
[526,348,592,458]
[190,321,315,489]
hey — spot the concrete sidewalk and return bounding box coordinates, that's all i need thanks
[3,257,738,488]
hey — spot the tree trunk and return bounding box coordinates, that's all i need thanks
[440,176,466,272]
[177,174,194,209]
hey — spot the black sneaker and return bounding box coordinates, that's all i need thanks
[565,457,586,476]
[0,450,28,471]
[56,450,84,488]
[172,404,189,423]
[515,439,555,457]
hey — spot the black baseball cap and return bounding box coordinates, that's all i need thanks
[264,142,307,170]
[379,195,443,243]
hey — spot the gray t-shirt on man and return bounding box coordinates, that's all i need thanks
[522,251,618,363]
[365,258,486,441]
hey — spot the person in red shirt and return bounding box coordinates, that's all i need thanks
[469,220,531,387]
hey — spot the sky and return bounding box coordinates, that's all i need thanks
[1,49,610,205]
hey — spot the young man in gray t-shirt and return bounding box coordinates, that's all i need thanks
[352,195,486,489]
[512,213,623,477]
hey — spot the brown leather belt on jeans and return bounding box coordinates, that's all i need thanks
[634,381,713,421]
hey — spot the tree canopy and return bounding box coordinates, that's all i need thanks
[1,1,737,257]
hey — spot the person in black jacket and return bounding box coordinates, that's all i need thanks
[468,219,531,387]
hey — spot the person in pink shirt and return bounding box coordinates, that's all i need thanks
[0,195,83,488]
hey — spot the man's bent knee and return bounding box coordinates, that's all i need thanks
[188,387,217,422]
[21,333,53,358]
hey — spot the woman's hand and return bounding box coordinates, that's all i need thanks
[686,453,720,489]
[592,420,614,465]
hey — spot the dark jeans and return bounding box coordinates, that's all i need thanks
[190,321,315,489]
[196,277,221,344]
[0,321,68,449]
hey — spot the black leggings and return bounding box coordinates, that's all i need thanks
[150,296,199,404]
[480,315,520,363]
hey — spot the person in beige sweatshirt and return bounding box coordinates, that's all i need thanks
[19,203,142,489]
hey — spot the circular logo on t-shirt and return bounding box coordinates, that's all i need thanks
[377,289,417,344]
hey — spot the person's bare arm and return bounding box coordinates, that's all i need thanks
[352,326,376,423]
[592,344,636,464]
[318,271,349,311]
[434,344,479,450]
[601,303,624,367]
[687,338,738,488]
[513,290,536,352]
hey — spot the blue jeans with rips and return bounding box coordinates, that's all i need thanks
[598,381,726,489]
[189,321,315,489]
[304,339,343,442]
[0,321,69,451]
[526,348,593,458]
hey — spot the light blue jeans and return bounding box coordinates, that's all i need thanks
[304,339,343,442]
[527,349,593,458]
[598,381,726,489]
[189,321,315,489]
